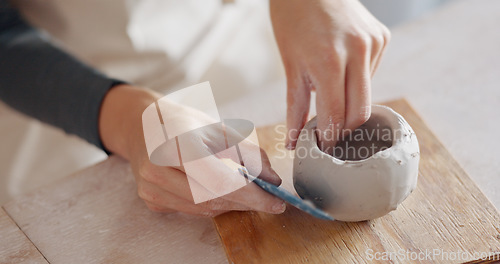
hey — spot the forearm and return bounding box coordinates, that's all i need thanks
[99,84,159,160]
[0,0,122,151]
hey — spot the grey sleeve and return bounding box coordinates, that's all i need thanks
[0,0,123,152]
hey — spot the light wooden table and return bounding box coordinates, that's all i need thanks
[2,0,500,262]
[0,208,47,263]
[3,157,228,264]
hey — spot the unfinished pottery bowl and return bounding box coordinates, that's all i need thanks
[293,105,420,222]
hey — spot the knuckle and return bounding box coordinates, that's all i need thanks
[354,40,369,54]
[321,102,346,126]
[330,113,346,129]
[138,164,153,180]
[137,185,156,203]
[139,166,162,185]
[371,34,384,48]
[137,190,150,202]
[382,27,392,42]
[348,33,370,54]
[145,202,164,213]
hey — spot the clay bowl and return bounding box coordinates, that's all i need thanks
[293,105,420,222]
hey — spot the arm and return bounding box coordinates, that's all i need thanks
[99,84,285,215]
[0,1,285,216]
[0,0,121,151]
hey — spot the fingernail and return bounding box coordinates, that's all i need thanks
[272,201,286,214]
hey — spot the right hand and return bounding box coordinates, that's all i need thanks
[99,85,286,217]
[270,0,391,153]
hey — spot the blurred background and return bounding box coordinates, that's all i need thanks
[0,0,456,204]
[361,0,451,27]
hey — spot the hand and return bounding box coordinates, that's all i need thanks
[99,84,286,216]
[270,0,391,154]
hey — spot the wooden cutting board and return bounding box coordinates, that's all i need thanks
[213,99,500,264]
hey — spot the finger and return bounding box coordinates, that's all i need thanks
[369,35,384,77]
[313,56,346,155]
[198,195,252,212]
[144,201,227,217]
[371,27,391,77]
[140,163,285,214]
[237,138,281,186]
[140,163,255,211]
[196,148,285,213]
[225,130,281,186]
[255,148,281,186]
[285,69,311,150]
[139,180,249,216]
[139,161,245,211]
[183,154,285,213]
[345,50,371,134]
[141,153,285,214]
[139,164,196,202]
[220,180,286,214]
[138,180,206,212]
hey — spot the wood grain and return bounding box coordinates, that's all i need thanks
[0,207,48,264]
[213,99,500,264]
[3,157,228,264]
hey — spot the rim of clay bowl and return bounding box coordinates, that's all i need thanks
[301,105,410,164]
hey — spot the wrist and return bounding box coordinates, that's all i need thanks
[99,84,159,160]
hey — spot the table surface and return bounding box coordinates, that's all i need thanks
[2,0,500,262]
[0,208,48,264]
[3,157,228,264]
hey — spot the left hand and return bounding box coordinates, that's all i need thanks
[270,0,391,154]
[99,85,285,216]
